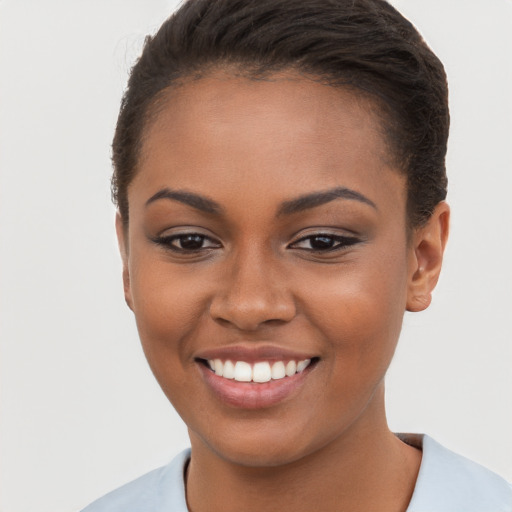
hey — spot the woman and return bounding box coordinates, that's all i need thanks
[83,0,512,510]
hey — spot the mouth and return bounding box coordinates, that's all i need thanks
[199,357,317,383]
[195,351,320,409]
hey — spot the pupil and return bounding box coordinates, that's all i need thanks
[311,236,334,249]
[180,234,204,249]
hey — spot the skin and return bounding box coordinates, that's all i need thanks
[116,71,449,512]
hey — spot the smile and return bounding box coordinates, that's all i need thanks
[196,349,319,409]
[206,359,312,383]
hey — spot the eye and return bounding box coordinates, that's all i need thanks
[152,232,221,252]
[289,233,360,252]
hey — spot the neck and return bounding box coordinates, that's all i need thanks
[185,387,421,512]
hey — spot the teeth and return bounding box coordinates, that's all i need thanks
[213,359,223,376]
[234,361,252,382]
[206,358,313,383]
[253,362,272,383]
[297,359,311,373]
[271,361,286,379]
[223,360,235,379]
[285,360,297,376]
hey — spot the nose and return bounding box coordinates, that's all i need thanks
[209,248,297,331]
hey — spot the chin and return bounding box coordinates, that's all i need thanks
[213,440,311,468]
[189,418,337,469]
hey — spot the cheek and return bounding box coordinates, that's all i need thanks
[128,260,212,418]
[303,247,409,368]
[128,254,210,368]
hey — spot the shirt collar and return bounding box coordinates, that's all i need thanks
[163,436,512,512]
[401,434,512,512]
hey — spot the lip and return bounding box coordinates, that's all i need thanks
[195,345,318,409]
[195,344,316,364]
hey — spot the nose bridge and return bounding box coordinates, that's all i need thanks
[209,242,296,330]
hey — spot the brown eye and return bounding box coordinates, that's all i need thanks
[309,235,337,250]
[152,232,222,252]
[290,233,360,252]
[175,234,207,250]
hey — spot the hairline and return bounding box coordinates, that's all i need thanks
[120,64,415,229]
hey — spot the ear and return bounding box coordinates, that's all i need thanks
[115,212,133,311]
[406,201,450,312]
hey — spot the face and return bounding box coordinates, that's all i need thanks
[118,72,438,467]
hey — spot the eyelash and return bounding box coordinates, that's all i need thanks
[152,233,221,253]
[288,233,360,252]
[152,232,360,254]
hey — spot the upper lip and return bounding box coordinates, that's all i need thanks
[195,344,317,363]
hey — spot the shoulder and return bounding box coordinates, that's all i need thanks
[405,434,512,512]
[81,449,190,512]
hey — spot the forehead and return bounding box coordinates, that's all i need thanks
[132,71,405,214]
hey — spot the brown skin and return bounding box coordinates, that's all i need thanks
[116,72,449,512]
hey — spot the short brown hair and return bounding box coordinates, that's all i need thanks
[112,0,449,227]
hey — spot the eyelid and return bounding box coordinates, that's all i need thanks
[150,227,223,252]
[288,231,361,252]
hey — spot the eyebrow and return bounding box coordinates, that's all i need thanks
[145,185,376,217]
[277,187,377,216]
[145,188,223,214]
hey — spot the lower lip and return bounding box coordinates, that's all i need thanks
[198,363,313,409]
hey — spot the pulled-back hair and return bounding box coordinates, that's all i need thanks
[112,0,449,227]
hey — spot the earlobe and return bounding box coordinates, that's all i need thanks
[115,212,134,311]
[406,202,450,312]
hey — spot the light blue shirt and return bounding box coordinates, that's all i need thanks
[82,435,512,511]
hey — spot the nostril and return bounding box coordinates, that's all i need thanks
[209,296,297,331]
[262,318,289,326]
[211,316,243,330]
[208,266,297,327]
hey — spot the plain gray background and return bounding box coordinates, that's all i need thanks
[1,1,511,511]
